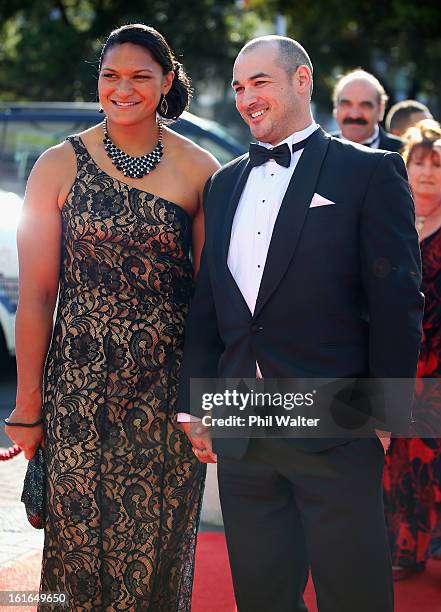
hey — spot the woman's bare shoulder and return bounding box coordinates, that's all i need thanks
[26,140,78,209]
[75,123,103,145]
[165,128,220,176]
[29,140,75,181]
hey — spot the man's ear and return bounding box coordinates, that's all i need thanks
[378,102,386,122]
[295,65,313,95]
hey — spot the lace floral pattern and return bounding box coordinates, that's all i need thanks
[39,136,205,611]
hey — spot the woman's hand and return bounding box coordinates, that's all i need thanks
[4,408,44,460]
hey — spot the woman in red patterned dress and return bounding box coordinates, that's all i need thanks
[384,119,441,580]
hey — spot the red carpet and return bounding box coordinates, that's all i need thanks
[192,534,441,611]
[191,532,319,611]
[0,533,440,611]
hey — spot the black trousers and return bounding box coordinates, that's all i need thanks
[217,437,393,612]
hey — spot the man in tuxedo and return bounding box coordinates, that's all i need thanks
[332,69,403,152]
[177,36,423,612]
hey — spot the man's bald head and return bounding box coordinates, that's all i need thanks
[239,35,313,81]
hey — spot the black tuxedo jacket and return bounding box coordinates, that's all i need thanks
[378,126,403,152]
[177,128,423,457]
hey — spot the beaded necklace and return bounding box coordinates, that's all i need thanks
[102,119,163,179]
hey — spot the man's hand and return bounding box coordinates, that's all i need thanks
[181,421,217,463]
[375,429,391,454]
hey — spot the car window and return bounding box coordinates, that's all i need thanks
[0,119,97,195]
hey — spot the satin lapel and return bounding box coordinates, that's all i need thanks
[217,156,253,317]
[253,128,330,319]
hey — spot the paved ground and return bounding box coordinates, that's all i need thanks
[0,356,43,570]
[0,450,44,569]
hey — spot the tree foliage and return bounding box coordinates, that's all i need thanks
[249,0,441,113]
[0,0,251,101]
[1,0,440,116]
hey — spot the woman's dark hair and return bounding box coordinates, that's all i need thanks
[99,23,192,120]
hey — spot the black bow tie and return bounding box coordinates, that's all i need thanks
[248,134,314,168]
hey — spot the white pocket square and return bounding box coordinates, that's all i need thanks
[309,193,335,208]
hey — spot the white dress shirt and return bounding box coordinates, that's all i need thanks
[177,122,319,421]
[227,122,318,315]
[340,125,380,148]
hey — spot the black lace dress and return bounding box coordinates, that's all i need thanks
[39,136,205,611]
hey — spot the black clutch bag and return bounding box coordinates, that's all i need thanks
[21,446,45,529]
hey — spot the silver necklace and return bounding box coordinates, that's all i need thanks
[102,119,164,179]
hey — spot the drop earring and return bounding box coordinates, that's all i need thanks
[160,95,169,116]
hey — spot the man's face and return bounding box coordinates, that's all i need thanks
[334,79,384,144]
[232,44,303,145]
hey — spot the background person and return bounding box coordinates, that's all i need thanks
[384,119,441,580]
[178,35,423,612]
[332,68,403,151]
[4,23,219,610]
[385,99,433,137]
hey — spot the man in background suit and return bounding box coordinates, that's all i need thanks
[177,36,423,612]
[385,99,433,137]
[333,69,403,152]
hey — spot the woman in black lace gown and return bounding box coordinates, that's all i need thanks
[5,24,219,610]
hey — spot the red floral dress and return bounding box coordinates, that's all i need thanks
[384,227,441,567]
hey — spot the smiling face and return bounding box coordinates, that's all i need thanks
[407,145,441,202]
[98,42,174,126]
[232,43,311,145]
[334,78,384,143]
